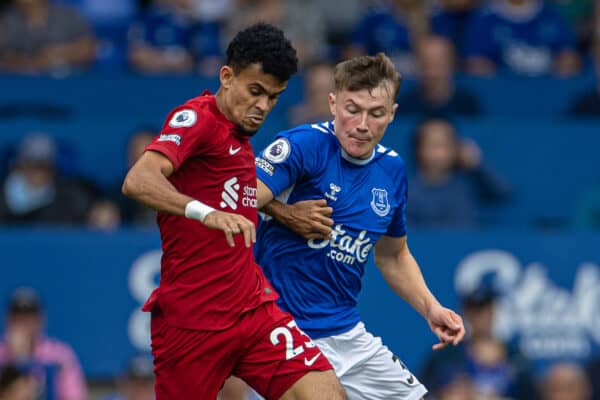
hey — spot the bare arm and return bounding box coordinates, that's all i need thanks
[123,150,255,247]
[122,150,192,215]
[257,179,333,239]
[374,235,465,349]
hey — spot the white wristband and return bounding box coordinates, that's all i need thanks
[185,200,215,223]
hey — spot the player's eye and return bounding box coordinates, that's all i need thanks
[346,107,359,114]
[249,87,262,96]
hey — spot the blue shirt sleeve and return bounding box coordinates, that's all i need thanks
[386,171,408,237]
[464,12,498,62]
[256,129,318,197]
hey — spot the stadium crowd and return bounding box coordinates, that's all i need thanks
[1,0,600,399]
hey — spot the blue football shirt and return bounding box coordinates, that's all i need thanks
[255,121,408,339]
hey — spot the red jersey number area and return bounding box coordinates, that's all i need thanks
[152,302,332,400]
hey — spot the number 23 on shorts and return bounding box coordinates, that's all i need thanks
[270,320,321,365]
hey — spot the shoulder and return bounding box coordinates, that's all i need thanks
[166,95,218,132]
[37,337,79,361]
[374,143,406,173]
[277,121,336,148]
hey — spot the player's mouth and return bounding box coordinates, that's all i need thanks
[247,115,264,125]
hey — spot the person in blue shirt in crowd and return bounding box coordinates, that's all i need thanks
[430,0,482,58]
[344,0,429,77]
[406,117,512,228]
[127,0,221,75]
[420,284,537,400]
[568,15,600,116]
[254,53,465,400]
[465,0,581,76]
[396,35,483,117]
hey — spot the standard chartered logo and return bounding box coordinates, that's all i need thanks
[219,177,257,209]
[220,177,240,210]
[308,224,372,264]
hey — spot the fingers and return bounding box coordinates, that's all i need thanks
[314,213,334,228]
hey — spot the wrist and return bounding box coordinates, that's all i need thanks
[185,200,215,223]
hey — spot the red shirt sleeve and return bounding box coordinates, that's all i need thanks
[146,103,217,170]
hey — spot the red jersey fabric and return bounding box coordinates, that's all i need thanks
[142,91,278,331]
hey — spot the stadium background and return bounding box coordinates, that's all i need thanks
[0,0,599,399]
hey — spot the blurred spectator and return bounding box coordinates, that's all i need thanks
[226,0,326,65]
[550,0,595,52]
[421,284,537,399]
[127,0,222,75]
[190,0,232,23]
[407,118,512,228]
[567,10,600,116]
[397,35,483,117]
[430,0,482,57]
[102,353,154,400]
[0,287,87,400]
[465,0,581,77]
[0,0,96,75]
[55,0,138,70]
[116,129,156,227]
[344,0,429,76]
[434,372,478,400]
[287,60,335,127]
[586,354,600,400]
[0,132,105,226]
[0,365,39,400]
[540,362,591,400]
[309,0,362,59]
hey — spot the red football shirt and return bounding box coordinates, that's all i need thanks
[142,91,278,331]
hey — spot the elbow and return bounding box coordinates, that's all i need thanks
[121,172,139,199]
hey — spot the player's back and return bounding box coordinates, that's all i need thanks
[255,121,408,339]
[144,92,278,331]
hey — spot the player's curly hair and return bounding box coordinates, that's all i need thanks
[226,23,298,83]
[334,53,402,100]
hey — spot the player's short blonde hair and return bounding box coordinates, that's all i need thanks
[333,53,402,100]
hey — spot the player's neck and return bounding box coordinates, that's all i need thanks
[214,89,234,124]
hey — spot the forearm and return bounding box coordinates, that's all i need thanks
[261,200,292,226]
[377,251,439,319]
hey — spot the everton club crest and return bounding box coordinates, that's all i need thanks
[370,188,390,217]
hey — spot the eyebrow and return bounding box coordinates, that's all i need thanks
[250,82,286,97]
[344,99,387,111]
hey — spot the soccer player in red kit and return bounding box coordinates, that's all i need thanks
[121,23,346,400]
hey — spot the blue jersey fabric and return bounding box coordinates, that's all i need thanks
[255,121,408,339]
[464,3,575,76]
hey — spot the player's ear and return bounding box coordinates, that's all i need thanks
[220,65,235,89]
[389,103,398,123]
[328,92,336,116]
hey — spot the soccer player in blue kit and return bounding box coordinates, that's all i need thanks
[254,53,466,400]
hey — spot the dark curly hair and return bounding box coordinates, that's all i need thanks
[226,23,299,83]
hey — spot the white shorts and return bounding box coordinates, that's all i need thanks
[313,322,428,400]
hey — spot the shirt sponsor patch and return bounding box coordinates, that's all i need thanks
[158,134,182,146]
[169,109,197,128]
[256,157,275,176]
[263,138,291,164]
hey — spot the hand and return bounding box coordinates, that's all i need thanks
[458,139,482,170]
[203,210,256,248]
[426,304,465,350]
[284,199,333,240]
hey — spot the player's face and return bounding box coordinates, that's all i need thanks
[219,63,287,133]
[329,82,397,159]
